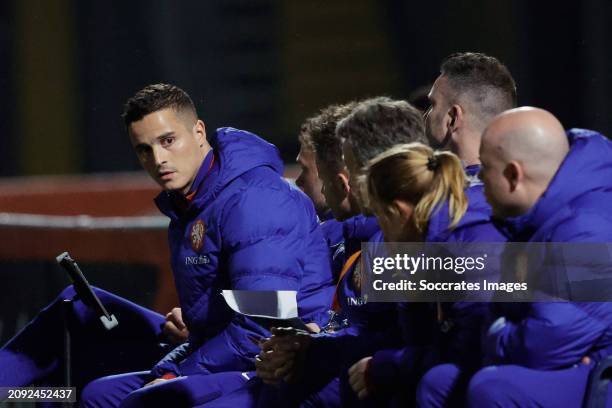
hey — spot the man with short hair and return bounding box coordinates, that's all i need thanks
[467,107,612,407]
[311,102,362,222]
[251,99,432,407]
[338,97,428,213]
[36,83,333,407]
[251,101,388,408]
[295,119,330,220]
[425,52,517,166]
[335,93,506,406]
[295,113,347,288]
[405,52,516,408]
[206,100,392,408]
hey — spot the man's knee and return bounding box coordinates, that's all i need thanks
[80,378,112,408]
[467,367,521,407]
[416,364,460,408]
[80,372,147,408]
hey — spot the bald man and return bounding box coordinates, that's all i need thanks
[479,107,569,218]
[467,107,612,407]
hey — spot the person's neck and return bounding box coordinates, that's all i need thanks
[181,145,214,196]
[452,130,481,166]
[524,181,551,213]
[200,143,212,162]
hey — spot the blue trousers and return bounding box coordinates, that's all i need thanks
[194,377,262,408]
[194,377,341,408]
[417,362,610,407]
[416,363,473,408]
[81,370,252,408]
[0,285,167,399]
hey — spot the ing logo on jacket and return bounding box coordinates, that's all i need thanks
[191,219,206,252]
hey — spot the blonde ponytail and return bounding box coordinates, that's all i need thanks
[414,151,468,232]
[367,143,468,235]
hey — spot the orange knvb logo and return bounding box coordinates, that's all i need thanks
[191,219,206,252]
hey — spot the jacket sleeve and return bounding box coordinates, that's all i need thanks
[484,211,612,370]
[153,186,313,376]
[486,302,608,369]
[304,324,403,385]
[367,303,453,388]
[150,342,192,377]
[220,185,308,289]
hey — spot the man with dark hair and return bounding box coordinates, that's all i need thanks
[122,84,205,195]
[395,53,514,407]
[332,95,506,406]
[338,97,426,168]
[337,97,427,211]
[1,83,335,407]
[121,83,198,125]
[78,83,336,406]
[303,103,361,286]
[251,99,429,407]
[260,100,389,407]
[387,53,516,407]
[309,102,360,222]
[295,120,329,220]
[203,100,393,408]
[426,52,517,165]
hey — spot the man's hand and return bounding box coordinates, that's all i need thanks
[162,307,189,344]
[255,327,312,385]
[305,322,321,334]
[348,356,373,400]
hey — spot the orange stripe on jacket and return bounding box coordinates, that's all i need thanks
[331,250,362,312]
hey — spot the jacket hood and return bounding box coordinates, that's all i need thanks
[426,164,495,242]
[156,127,284,218]
[500,129,612,240]
[343,214,380,242]
[342,214,380,255]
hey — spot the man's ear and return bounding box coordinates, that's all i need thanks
[504,161,523,192]
[337,172,351,197]
[194,119,207,146]
[448,104,464,133]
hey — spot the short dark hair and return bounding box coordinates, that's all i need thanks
[308,102,358,172]
[122,83,197,127]
[336,98,427,168]
[298,120,315,151]
[440,52,517,119]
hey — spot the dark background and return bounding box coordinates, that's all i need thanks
[0,0,610,175]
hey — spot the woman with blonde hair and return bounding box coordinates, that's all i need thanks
[364,142,468,243]
[347,142,505,407]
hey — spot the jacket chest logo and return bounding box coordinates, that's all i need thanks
[190,219,206,252]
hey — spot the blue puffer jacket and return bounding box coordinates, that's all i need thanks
[426,165,506,243]
[316,215,392,337]
[151,127,334,376]
[319,218,346,284]
[369,165,508,386]
[304,216,401,389]
[334,220,399,342]
[487,129,612,370]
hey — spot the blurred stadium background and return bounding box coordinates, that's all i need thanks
[1,0,611,344]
